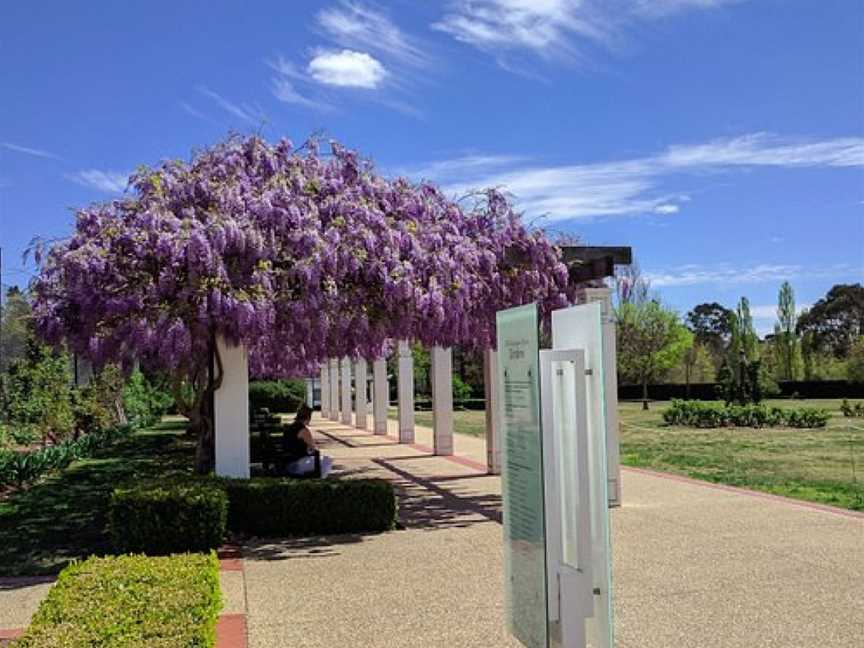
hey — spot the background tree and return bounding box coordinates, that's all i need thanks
[848,337,864,384]
[1,286,31,373]
[616,301,693,409]
[685,302,733,368]
[797,283,864,358]
[718,296,775,404]
[773,281,802,381]
[667,342,715,392]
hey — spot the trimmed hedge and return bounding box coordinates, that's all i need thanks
[110,480,228,554]
[109,476,397,552]
[11,553,221,648]
[663,399,831,429]
[0,424,133,489]
[249,379,306,413]
[222,477,397,537]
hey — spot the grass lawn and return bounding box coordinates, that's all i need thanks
[390,398,864,511]
[388,406,487,438]
[0,419,195,576]
[618,399,864,511]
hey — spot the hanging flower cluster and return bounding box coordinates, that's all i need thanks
[32,136,572,379]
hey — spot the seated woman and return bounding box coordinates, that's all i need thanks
[282,404,333,478]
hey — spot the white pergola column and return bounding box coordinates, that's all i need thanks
[340,357,352,426]
[320,364,330,417]
[329,358,339,421]
[372,357,388,435]
[397,340,415,443]
[431,346,454,455]
[355,359,368,430]
[305,378,314,408]
[483,348,501,475]
[214,336,250,479]
[581,287,622,507]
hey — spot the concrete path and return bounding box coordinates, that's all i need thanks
[239,415,864,648]
[2,415,860,647]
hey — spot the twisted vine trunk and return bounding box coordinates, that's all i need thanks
[172,334,224,475]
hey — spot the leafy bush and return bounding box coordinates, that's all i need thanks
[452,375,472,402]
[841,399,864,418]
[1,341,77,444]
[11,553,221,648]
[663,399,830,429]
[0,425,133,489]
[249,379,307,414]
[123,369,175,428]
[109,480,228,554]
[222,477,397,536]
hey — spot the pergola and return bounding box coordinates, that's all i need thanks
[213,246,631,506]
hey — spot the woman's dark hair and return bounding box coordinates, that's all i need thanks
[295,404,313,423]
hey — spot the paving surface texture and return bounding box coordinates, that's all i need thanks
[239,415,863,648]
[2,414,861,648]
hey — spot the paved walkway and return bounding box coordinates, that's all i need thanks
[3,415,862,647]
[239,415,863,648]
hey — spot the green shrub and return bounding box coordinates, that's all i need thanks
[841,399,864,418]
[11,553,221,648]
[663,399,830,429]
[109,480,227,554]
[0,425,133,489]
[452,375,472,402]
[222,477,397,536]
[249,379,307,413]
[123,369,174,428]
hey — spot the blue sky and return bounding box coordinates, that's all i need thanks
[1,0,862,334]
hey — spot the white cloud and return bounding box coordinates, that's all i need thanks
[421,133,864,222]
[645,263,857,288]
[2,142,60,160]
[398,154,528,181]
[307,49,388,88]
[65,170,129,193]
[433,0,610,58]
[432,0,744,67]
[197,86,265,125]
[317,1,428,67]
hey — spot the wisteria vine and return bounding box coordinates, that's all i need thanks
[32,135,573,380]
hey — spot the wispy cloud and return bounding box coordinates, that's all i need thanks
[397,154,528,181]
[266,57,331,109]
[197,86,266,126]
[1,142,60,160]
[421,133,864,221]
[317,1,429,68]
[65,170,129,193]
[645,263,857,288]
[433,0,743,69]
[307,49,388,88]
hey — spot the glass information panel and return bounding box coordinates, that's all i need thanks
[551,303,613,648]
[497,303,547,648]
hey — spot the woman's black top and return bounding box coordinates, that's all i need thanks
[282,421,310,458]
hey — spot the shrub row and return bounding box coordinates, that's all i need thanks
[841,399,864,418]
[663,400,831,429]
[11,553,221,648]
[108,476,397,553]
[0,425,133,489]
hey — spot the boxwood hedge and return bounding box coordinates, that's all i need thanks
[222,477,397,537]
[109,475,397,552]
[11,553,221,648]
[110,480,228,554]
